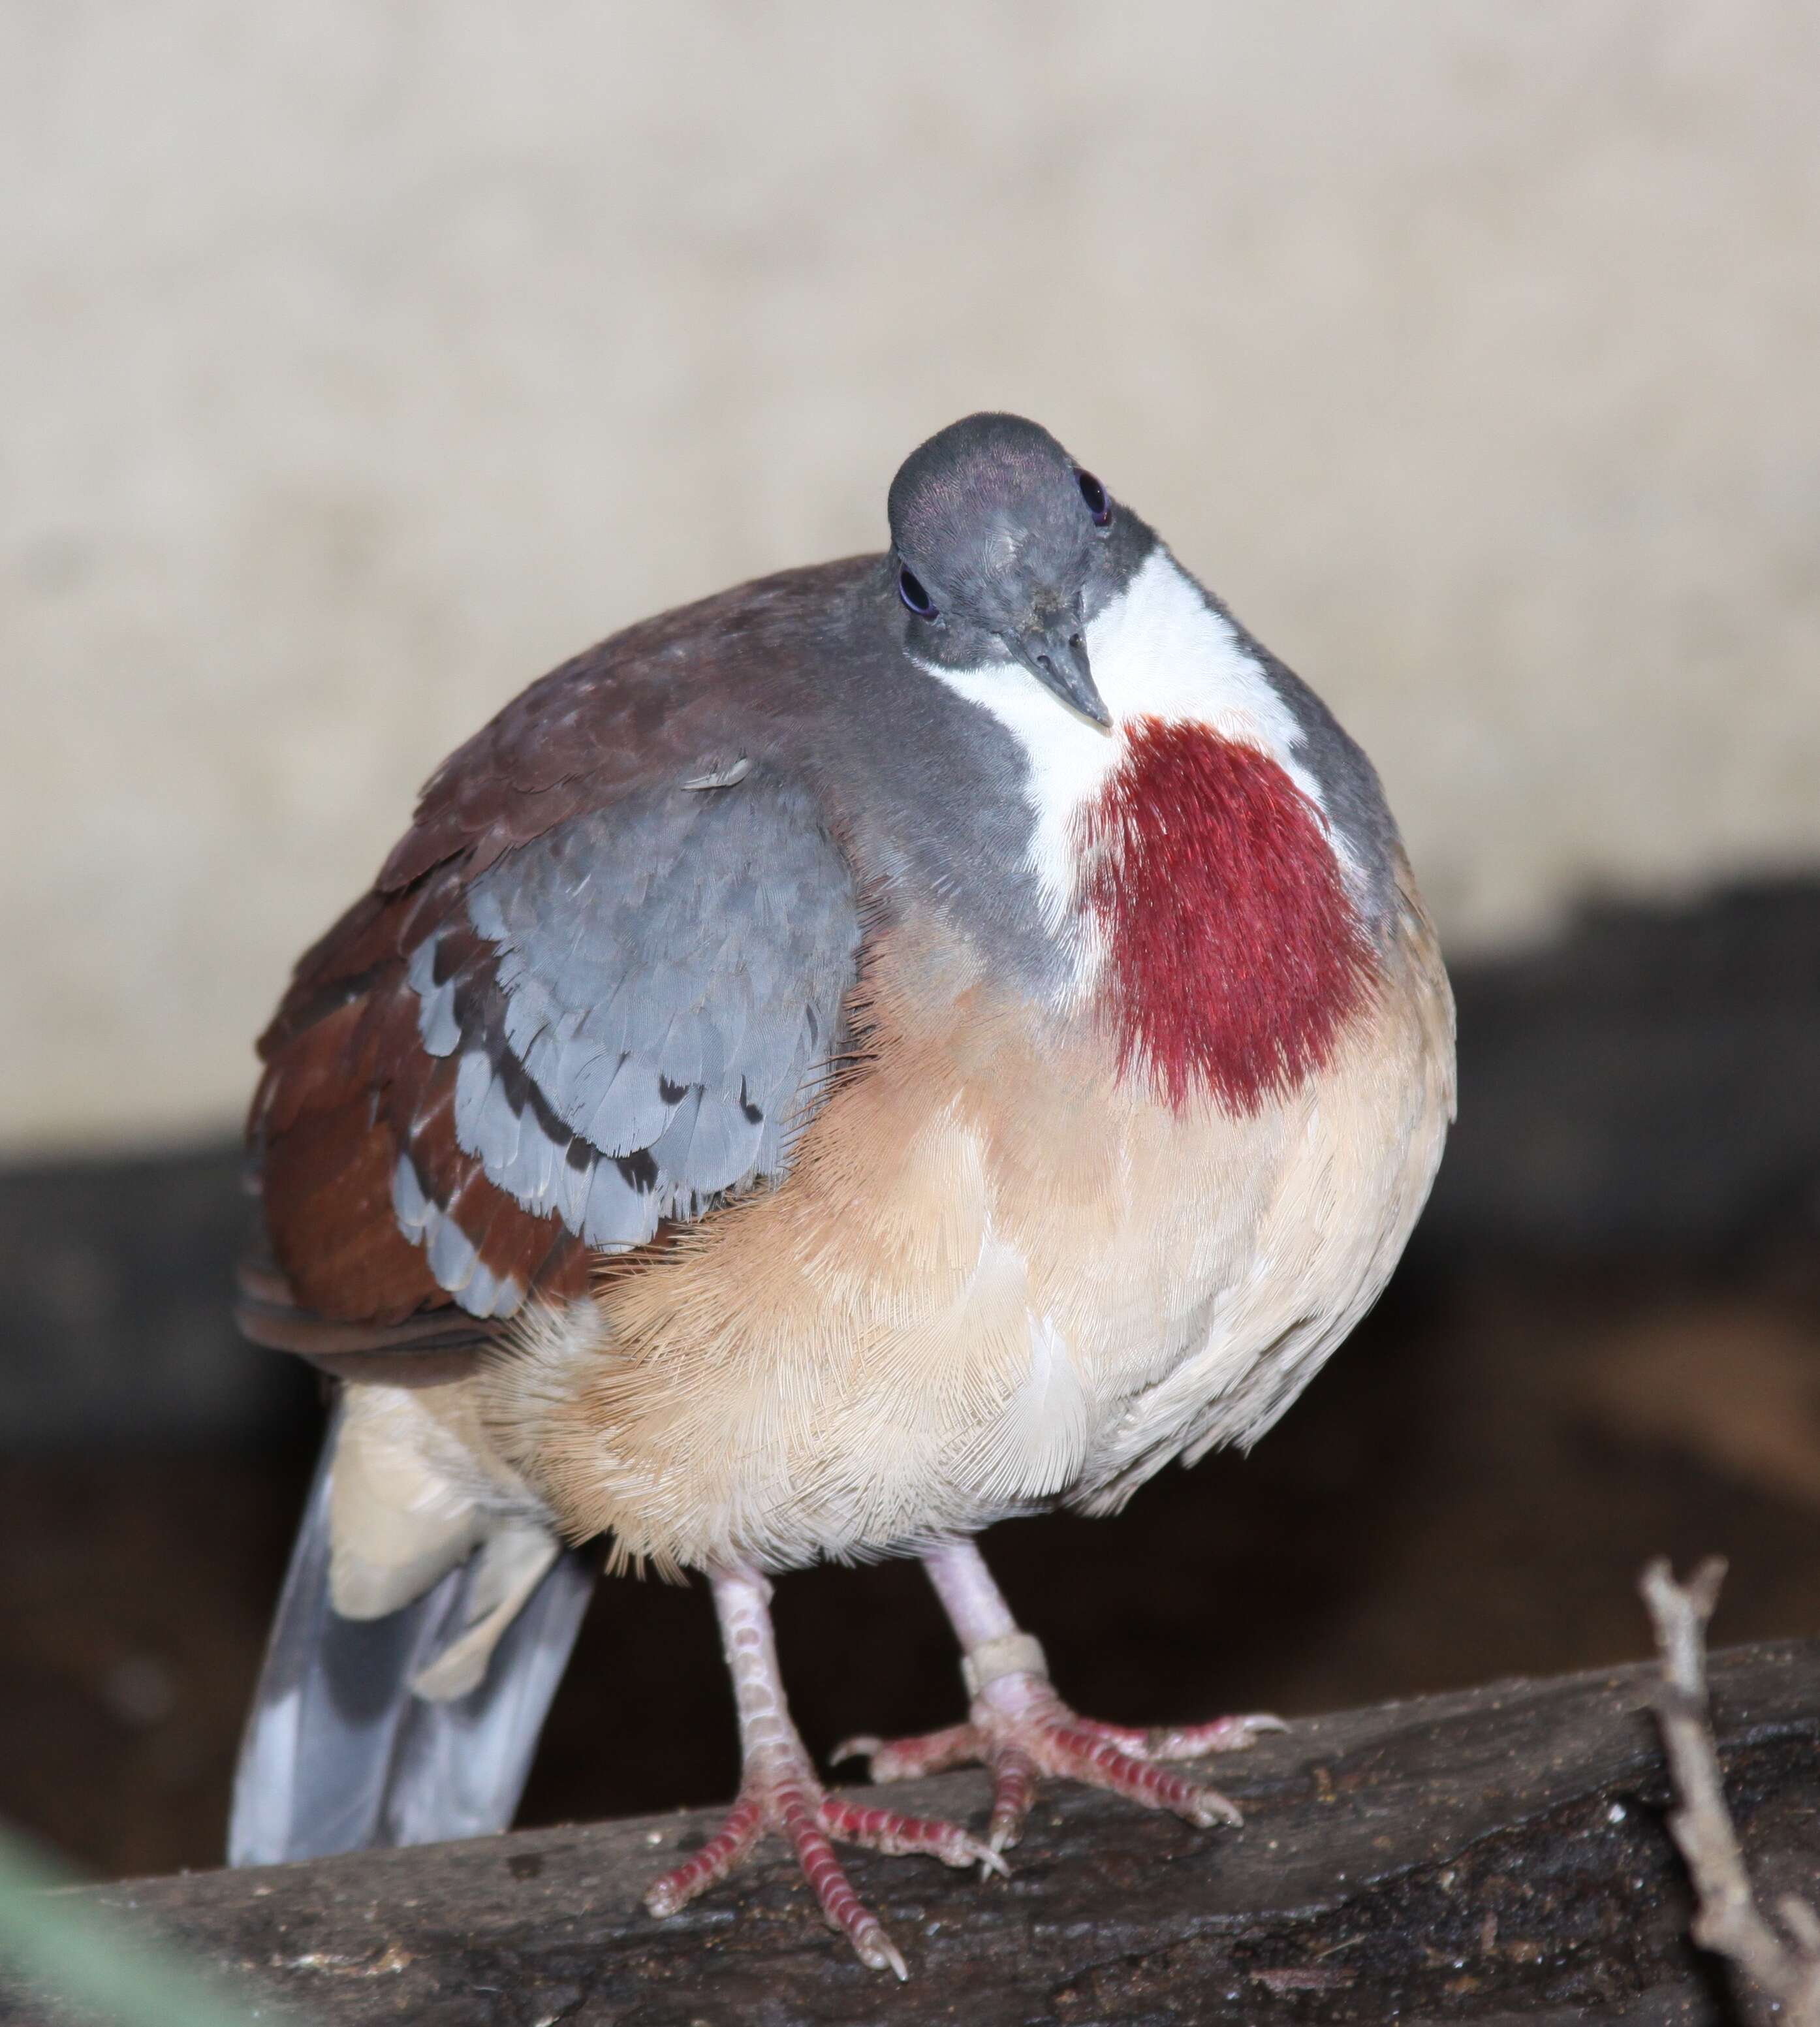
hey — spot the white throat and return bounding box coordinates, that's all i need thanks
[917,546,1338,935]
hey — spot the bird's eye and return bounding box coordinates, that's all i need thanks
[1077,471,1112,526]
[898,566,938,619]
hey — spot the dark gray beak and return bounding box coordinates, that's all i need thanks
[1005,621,1112,729]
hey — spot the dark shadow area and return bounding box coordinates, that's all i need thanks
[2,875,1817,1880]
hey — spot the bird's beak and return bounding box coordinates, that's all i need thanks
[1005,621,1112,729]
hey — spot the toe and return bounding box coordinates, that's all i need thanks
[644,1795,763,1917]
[986,1742,1040,1853]
[781,1792,909,1976]
[841,1720,982,1784]
[1146,1712,1289,1759]
[1036,1720,1247,1829]
[820,1794,1007,1876]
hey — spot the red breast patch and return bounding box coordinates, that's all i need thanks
[1080,717,1377,1114]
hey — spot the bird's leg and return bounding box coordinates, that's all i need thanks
[835,1540,1285,1853]
[644,1563,1002,1977]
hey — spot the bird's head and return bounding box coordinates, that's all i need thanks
[886,413,1138,731]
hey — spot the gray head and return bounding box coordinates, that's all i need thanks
[885,413,1144,729]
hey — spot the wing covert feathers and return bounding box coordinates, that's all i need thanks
[244,742,862,1357]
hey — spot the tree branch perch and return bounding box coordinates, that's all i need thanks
[7,1636,1820,2023]
[1640,1556,1820,2026]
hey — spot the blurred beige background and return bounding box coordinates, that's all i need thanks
[3,0,1817,1155]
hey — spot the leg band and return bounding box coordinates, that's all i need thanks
[960,1631,1048,1697]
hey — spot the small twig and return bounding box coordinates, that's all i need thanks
[1639,1556,1820,2026]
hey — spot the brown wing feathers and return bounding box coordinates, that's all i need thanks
[243,674,617,1364]
[243,870,588,1366]
[242,644,642,1363]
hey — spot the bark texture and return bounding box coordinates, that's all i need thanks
[10,1641,1818,2026]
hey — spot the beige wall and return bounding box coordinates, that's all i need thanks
[4,1,1818,1154]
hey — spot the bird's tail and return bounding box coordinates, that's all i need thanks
[228,1394,594,1866]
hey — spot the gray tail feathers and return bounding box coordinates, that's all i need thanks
[228,1407,594,1866]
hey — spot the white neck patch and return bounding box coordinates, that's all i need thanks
[918,546,1341,943]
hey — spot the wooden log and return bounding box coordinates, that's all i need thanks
[10,1640,1819,2026]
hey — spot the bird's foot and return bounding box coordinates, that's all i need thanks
[835,1651,1283,1853]
[644,1738,1005,1978]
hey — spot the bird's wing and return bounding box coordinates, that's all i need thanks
[242,666,864,1365]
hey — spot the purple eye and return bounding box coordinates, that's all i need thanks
[898,566,938,618]
[1077,470,1112,526]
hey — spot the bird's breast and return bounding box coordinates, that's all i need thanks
[1076,717,1378,1114]
[909,546,1382,1104]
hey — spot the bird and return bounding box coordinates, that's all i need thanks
[229,412,1454,1977]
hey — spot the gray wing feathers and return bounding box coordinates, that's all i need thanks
[375,1546,593,1849]
[411,770,860,1279]
[228,1413,594,1865]
[390,1153,524,1318]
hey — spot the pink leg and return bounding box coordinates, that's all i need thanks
[835,1541,1285,1852]
[643,1565,1003,1977]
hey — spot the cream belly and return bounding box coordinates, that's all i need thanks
[480,887,1454,1578]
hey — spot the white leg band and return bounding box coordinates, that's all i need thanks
[960,1631,1048,1697]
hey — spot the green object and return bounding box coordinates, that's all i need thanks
[0,1825,300,2026]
